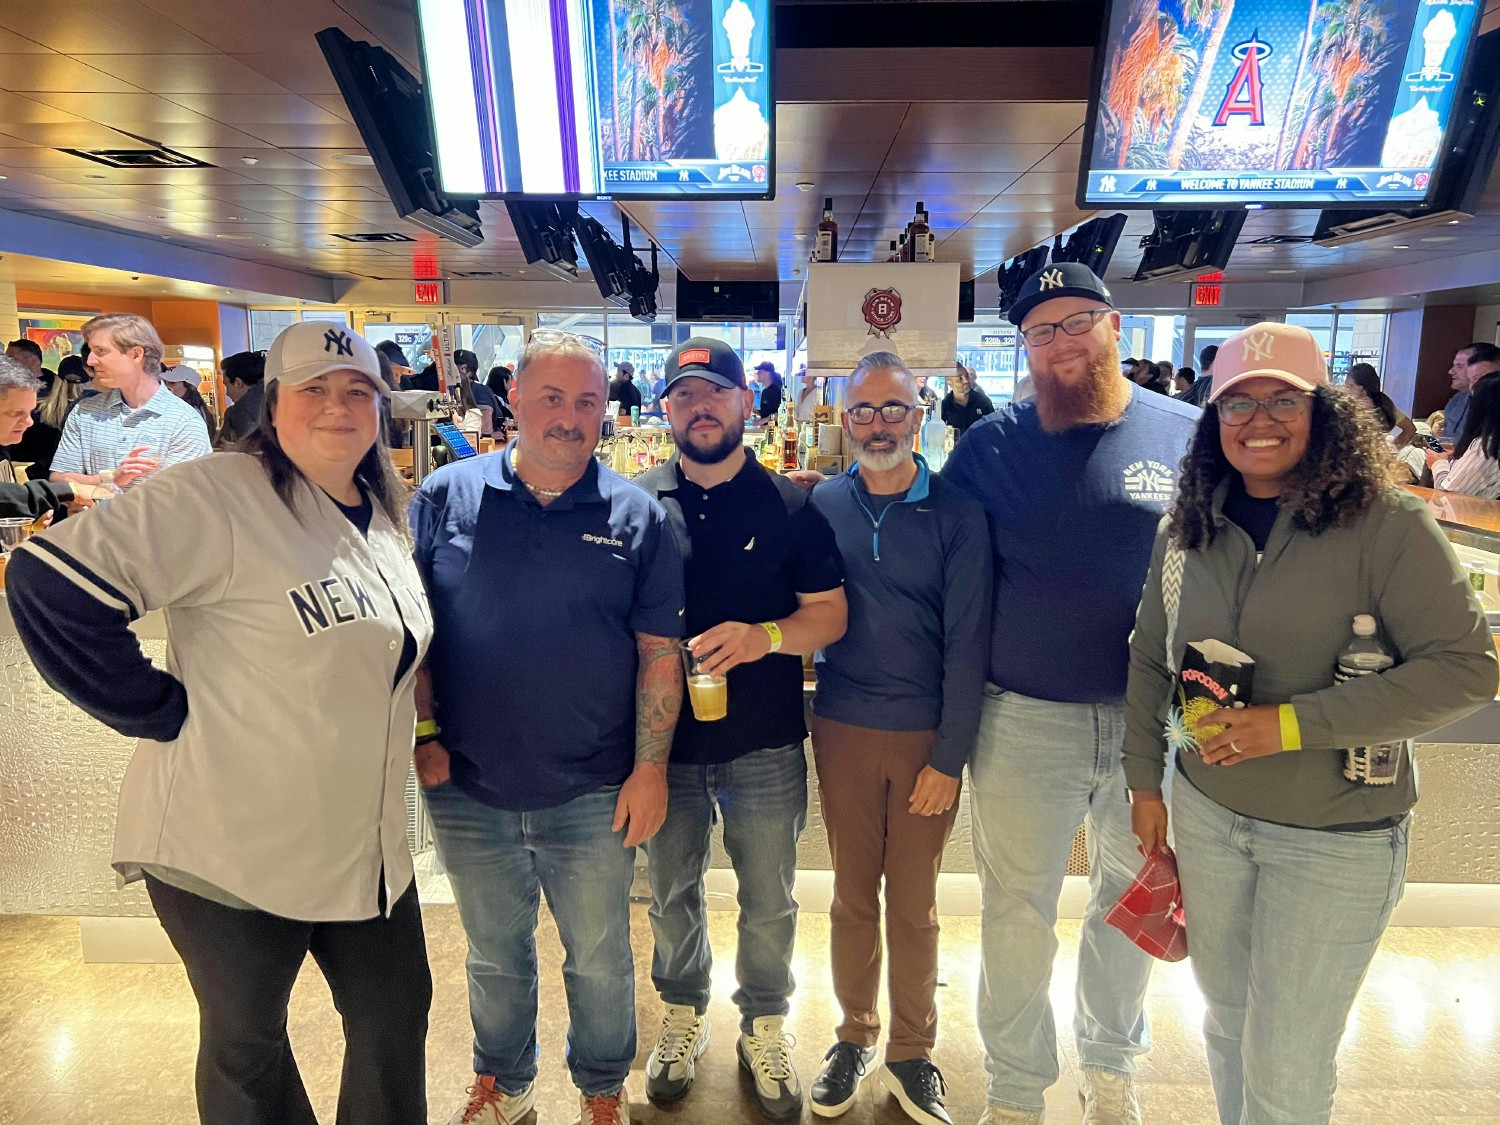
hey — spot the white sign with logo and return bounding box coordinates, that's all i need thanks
[805,262,960,380]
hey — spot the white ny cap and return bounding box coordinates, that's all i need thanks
[265,321,392,392]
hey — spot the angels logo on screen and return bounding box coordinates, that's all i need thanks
[1090,0,1478,185]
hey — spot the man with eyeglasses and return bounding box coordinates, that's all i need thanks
[942,262,1200,1125]
[805,352,990,1125]
[630,337,847,1121]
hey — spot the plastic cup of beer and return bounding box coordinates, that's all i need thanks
[680,642,727,722]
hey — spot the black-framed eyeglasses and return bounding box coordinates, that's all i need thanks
[1216,390,1312,426]
[847,402,917,425]
[1019,308,1111,347]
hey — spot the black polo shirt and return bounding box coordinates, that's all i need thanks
[634,449,844,764]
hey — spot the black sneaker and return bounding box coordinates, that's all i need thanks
[879,1060,952,1125]
[810,1042,877,1118]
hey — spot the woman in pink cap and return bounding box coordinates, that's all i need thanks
[1120,322,1494,1124]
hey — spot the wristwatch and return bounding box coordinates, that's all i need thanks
[758,621,783,654]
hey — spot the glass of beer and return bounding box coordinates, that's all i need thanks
[680,641,727,722]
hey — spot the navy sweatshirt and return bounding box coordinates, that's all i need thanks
[811,457,992,775]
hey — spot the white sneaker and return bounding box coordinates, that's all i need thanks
[737,1015,803,1120]
[645,1003,711,1103]
[446,1076,536,1125]
[1079,1068,1142,1125]
[576,1088,629,1125]
[976,1106,1045,1125]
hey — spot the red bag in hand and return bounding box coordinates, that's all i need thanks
[1105,847,1188,962]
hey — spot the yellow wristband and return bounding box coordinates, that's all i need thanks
[759,621,783,654]
[1278,705,1302,751]
[415,718,440,740]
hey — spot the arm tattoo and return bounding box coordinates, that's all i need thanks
[635,632,682,766]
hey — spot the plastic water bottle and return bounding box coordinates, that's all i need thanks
[1334,615,1402,785]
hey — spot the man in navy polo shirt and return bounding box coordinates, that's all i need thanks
[632,337,847,1121]
[410,331,685,1125]
[944,263,1199,1125]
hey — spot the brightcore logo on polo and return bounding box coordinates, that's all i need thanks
[582,533,625,548]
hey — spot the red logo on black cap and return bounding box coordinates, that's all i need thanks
[862,288,902,339]
[678,348,712,367]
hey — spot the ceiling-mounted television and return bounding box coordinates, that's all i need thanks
[1078,0,1484,209]
[676,276,780,321]
[416,0,774,200]
[1132,210,1248,282]
[505,201,580,281]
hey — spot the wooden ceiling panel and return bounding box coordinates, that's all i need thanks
[0,0,217,55]
[74,54,291,95]
[897,102,1087,145]
[159,93,348,126]
[226,51,342,96]
[231,122,369,149]
[881,143,1056,175]
[0,54,139,92]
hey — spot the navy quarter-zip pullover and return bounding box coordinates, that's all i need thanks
[811,456,992,775]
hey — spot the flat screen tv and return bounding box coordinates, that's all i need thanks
[1078,0,1485,209]
[317,28,484,246]
[416,0,774,200]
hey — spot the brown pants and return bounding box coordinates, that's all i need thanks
[812,715,960,1063]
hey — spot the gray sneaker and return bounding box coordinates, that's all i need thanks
[737,1015,803,1120]
[1078,1068,1142,1125]
[645,1004,710,1104]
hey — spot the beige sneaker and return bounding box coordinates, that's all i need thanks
[1079,1068,1142,1125]
[446,1076,536,1125]
[976,1106,1045,1125]
[577,1088,630,1125]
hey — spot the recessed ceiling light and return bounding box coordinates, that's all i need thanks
[794,181,815,192]
[333,153,376,166]
[1419,235,1458,243]
[1448,219,1461,225]
[1392,244,1410,249]
[1268,269,1297,274]
[0,175,7,181]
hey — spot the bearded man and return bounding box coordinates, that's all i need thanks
[631,337,847,1121]
[942,263,1200,1125]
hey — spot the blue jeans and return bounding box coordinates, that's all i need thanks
[645,743,808,1033]
[1172,775,1409,1125]
[968,687,1154,1112]
[422,781,636,1096]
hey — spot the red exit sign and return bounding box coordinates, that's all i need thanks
[1193,271,1224,307]
[414,280,444,305]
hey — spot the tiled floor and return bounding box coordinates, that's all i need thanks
[0,907,1497,1124]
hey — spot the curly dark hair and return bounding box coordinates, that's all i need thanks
[1168,385,1396,549]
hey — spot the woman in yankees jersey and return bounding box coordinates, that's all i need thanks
[8,320,436,1125]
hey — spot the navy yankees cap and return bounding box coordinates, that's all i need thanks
[664,336,746,391]
[1007,261,1114,327]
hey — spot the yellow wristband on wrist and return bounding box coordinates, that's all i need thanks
[759,621,783,654]
[1279,705,1302,751]
[415,719,440,741]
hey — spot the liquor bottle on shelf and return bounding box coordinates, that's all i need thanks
[912,203,933,262]
[887,239,899,262]
[897,233,908,262]
[815,197,839,263]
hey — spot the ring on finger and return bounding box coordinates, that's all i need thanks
[1230,740,1242,754]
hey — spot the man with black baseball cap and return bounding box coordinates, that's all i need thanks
[943,261,1199,1125]
[632,336,847,1120]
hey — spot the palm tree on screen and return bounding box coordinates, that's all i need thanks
[1164,0,1236,169]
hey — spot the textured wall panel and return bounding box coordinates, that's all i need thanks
[1407,744,1500,883]
[0,635,158,916]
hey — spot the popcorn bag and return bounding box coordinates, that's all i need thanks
[1166,640,1256,756]
[1106,847,1188,963]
